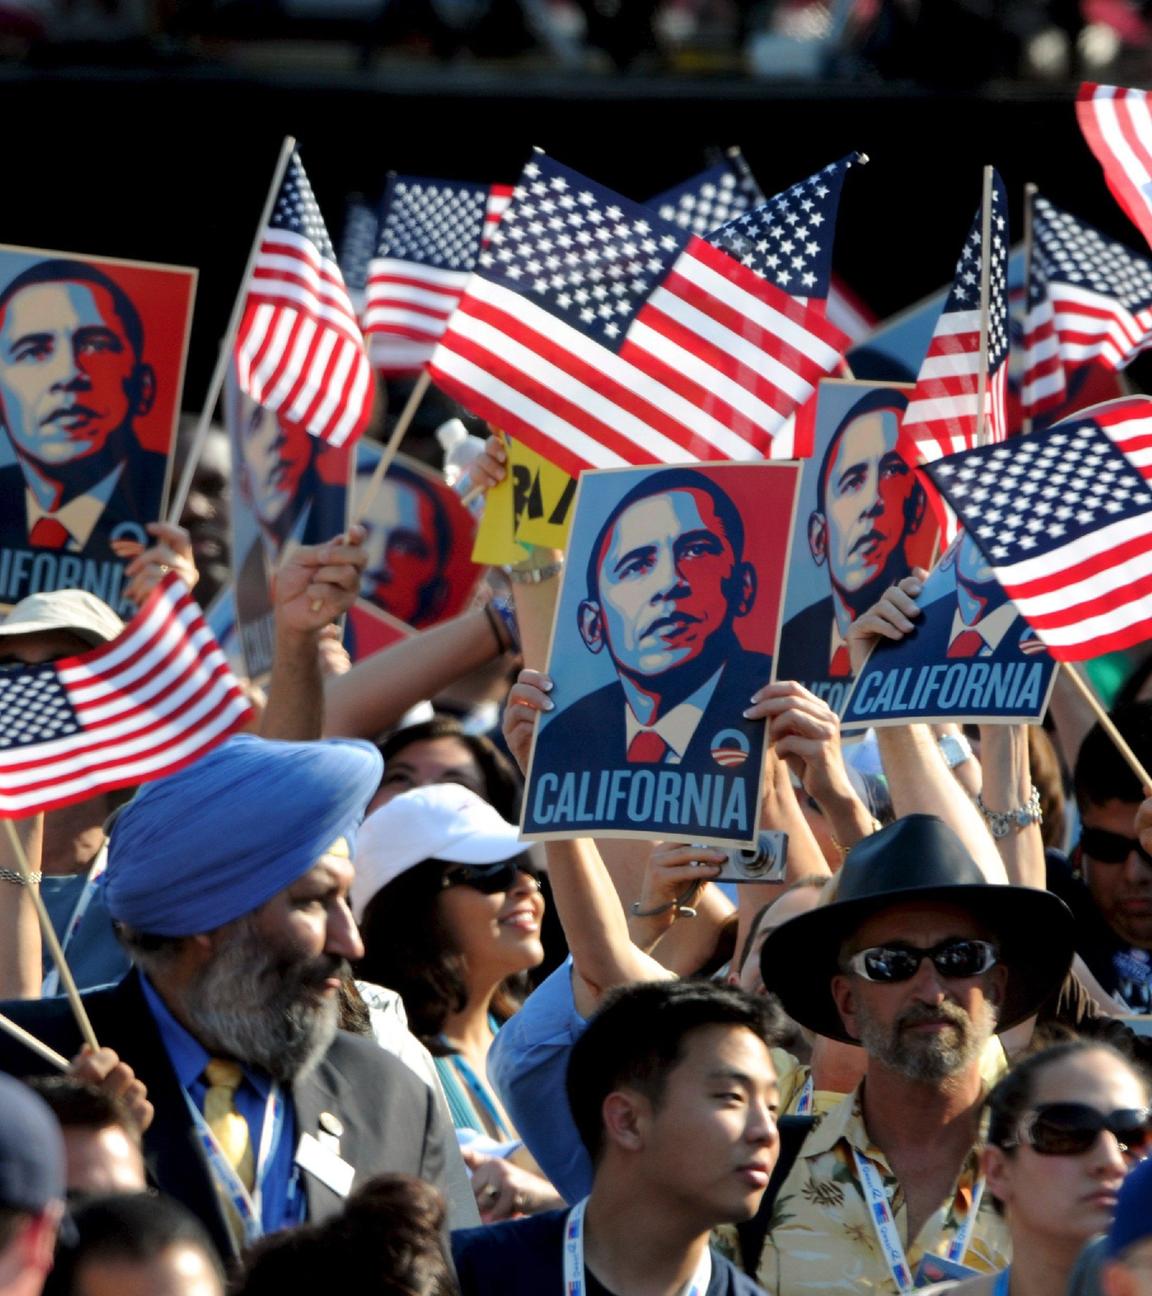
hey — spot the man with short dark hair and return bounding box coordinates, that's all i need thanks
[532,466,770,780]
[777,389,926,683]
[453,979,780,1296]
[1049,700,1152,1011]
[26,1079,145,1197]
[0,735,475,1264]
[44,1192,223,1296]
[0,1073,66,1296]
[0,259,170,612]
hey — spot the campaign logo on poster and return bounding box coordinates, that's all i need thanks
[0,245,196,617]
[841,529,1057,727]
[522,462,800,848]
[355,445,481,630]
[226,365,350,679]
[775,379,939,714]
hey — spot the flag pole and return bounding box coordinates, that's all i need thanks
[1061,661,1152,791]
[351,370,431,526]
[0,1011,69,1071]
[973,165,995,449]
[1021,182,1038,437]
[167,135,299,527]
[0,820,99,1052]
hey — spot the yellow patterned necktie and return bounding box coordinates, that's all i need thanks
[203,1058,255,1192]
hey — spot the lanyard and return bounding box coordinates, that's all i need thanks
[562,1199,711,1296]
[183,1081,283,1245]
[447,1051,511,1140]
[42,853,107,998]
[852,1148,985,1293]
[795,1075,814,1115]
[993,1269,1011,1296]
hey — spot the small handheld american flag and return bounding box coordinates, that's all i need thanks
[1023,193,1152,418]
[235,148,373,449]
[0,574,253,818]
[1077,82,1152,253]
[428,152,856,477]
[924,396,1152,661]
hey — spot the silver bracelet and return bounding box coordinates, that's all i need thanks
[975,786,1042,839]
[0,867,41,885]
[505,557,564,585]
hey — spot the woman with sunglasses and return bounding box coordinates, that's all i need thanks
[927,1040,1150,1296]
[350,782,564,1222]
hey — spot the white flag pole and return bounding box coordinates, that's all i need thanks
[167,135,298,527]
[973,165,994,450]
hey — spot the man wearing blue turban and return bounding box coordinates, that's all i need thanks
[0,734,477,1263]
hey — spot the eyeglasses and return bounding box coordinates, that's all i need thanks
[440,861,540,895]
[1080,827,1152,867]
[1007,1102,1152,1159]
[844,939,998,983]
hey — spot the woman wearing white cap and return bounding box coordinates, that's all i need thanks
[351,783,563,1223]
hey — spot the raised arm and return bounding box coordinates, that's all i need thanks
[846,573,1007,883]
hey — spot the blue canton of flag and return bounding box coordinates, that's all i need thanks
[479,158,691,349]
[1034,196,1152,311]
[0,666,81,750]
[337,196,379,301]
[269,156,337,259]
[651,151,764,237]
[706,154,866,301]
[375,176,493,270]
[932,422,1152,563]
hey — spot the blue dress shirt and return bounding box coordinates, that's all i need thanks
[139,975,304,1233]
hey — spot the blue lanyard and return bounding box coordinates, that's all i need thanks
[447,1051,511,1139]
[183,1083,283,1245]
[993,1269,1011,1296]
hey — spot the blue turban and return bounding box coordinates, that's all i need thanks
[105,735,383,936]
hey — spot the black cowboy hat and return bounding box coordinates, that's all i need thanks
[759,814,1074,1045]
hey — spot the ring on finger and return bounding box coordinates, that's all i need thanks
[481,1184,499,1202]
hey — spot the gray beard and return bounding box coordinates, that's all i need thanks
[182,918,342,1085]
[855,997,999,1083]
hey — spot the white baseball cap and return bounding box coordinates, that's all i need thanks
[0,589,123,649]
[351,783,524,921]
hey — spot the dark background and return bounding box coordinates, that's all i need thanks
[7,63,1140,409]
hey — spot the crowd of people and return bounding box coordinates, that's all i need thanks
[1,419,1152,1296]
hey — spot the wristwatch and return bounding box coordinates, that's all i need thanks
[975,786,1043,839]
[938,733,973,770]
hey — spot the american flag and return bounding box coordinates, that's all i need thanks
[1023,193,1152,418]
[0,574,253,817]
[652,152,763,236]
[924,396,1152,660]
[337,195,380,315]
[428,153,852,477]
[1077,83,1152,252]
[652,152,874,336]
[235,149,373,449]
[902,170,1010,469]
[362,176,513,375]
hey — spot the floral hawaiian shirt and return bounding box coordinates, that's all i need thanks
[748,1083,1010,1295]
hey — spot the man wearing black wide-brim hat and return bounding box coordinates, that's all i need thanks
[750,813,1075,1296]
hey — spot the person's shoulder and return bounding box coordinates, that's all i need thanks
[452,1208,566,1268]
[709,1250,770,1296]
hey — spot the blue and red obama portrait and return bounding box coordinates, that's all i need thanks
[523,461,800,848]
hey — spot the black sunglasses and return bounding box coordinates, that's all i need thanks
[844,938,998,984]
[1008,1102,1152,1159]
[1080,827,1152,867]
[440,861,539,895]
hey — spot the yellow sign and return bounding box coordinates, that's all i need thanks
[509,439,577,550]
[470,461,530,566]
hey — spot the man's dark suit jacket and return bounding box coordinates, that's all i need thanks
[526,644,771,839]
[0,449,169,615]
[775,595,836,685]
[0,970,476,1261]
